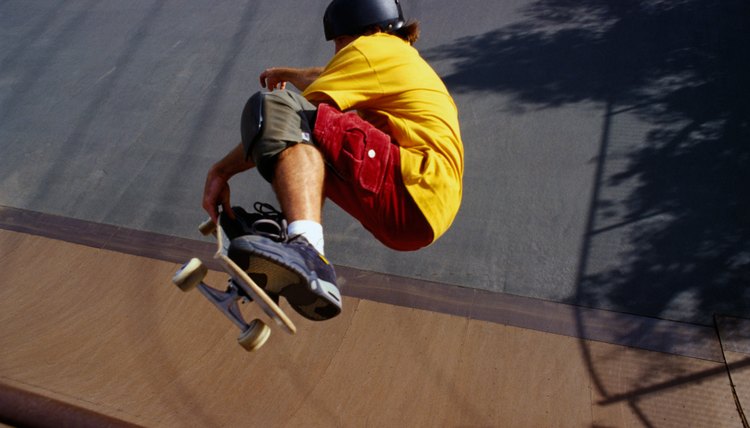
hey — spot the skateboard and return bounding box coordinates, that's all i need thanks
[172,217,296,352]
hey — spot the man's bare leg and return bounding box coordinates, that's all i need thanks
[272,143,325,222]
[272,143,326,254]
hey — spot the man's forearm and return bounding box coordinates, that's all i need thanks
[211,143,255,179]
[292,67,324,91]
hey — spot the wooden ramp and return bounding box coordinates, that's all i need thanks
[0,224,746,426]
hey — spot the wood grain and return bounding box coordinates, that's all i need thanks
[0,230,743,426]
[0,205,723,361]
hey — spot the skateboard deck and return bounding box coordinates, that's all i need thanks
[172,217,296,351]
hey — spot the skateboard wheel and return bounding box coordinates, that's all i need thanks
[238,319,271,352]
[198,219,217,236]
[172,258,207,292]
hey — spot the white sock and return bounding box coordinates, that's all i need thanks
[287,220,325,255]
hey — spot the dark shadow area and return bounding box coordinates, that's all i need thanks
[595,355,750,406]
[426,0,749,323]
[426,1,749,424]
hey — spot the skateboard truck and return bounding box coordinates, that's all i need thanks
[171,218,296,352]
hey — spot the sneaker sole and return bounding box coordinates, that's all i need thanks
[230,236,342,321]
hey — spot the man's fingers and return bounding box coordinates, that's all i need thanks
[221,198,235,220]
[260,69,274,88]
[259,69,288,91]
[204,203,219,224]
[202,176,230,223]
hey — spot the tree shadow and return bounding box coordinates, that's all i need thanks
[426,1,749,424]
[425,0,749,323]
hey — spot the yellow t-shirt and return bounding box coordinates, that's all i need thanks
[303,33,464,241]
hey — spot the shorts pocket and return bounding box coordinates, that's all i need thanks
[317,108,392,194]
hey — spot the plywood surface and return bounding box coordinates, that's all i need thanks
[0,230,743,426]
[716,315,750,425]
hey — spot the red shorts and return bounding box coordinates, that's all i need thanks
[313,104,434,251]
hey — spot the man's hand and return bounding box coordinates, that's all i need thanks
[202,166,234,224]
[259,68,288,90]
[202,143,255,223]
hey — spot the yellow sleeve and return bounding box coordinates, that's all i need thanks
[303,45,382,111]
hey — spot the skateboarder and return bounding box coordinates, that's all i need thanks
[202,0,464,320]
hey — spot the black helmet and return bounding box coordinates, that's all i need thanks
[323,0,405,41]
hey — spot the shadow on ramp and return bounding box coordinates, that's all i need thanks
[426,0,749,425]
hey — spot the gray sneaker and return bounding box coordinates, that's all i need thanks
[224,205,342,321]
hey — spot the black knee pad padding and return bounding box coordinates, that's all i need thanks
[241,92,264,160]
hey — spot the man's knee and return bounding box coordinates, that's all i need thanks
[240,91,317,183]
